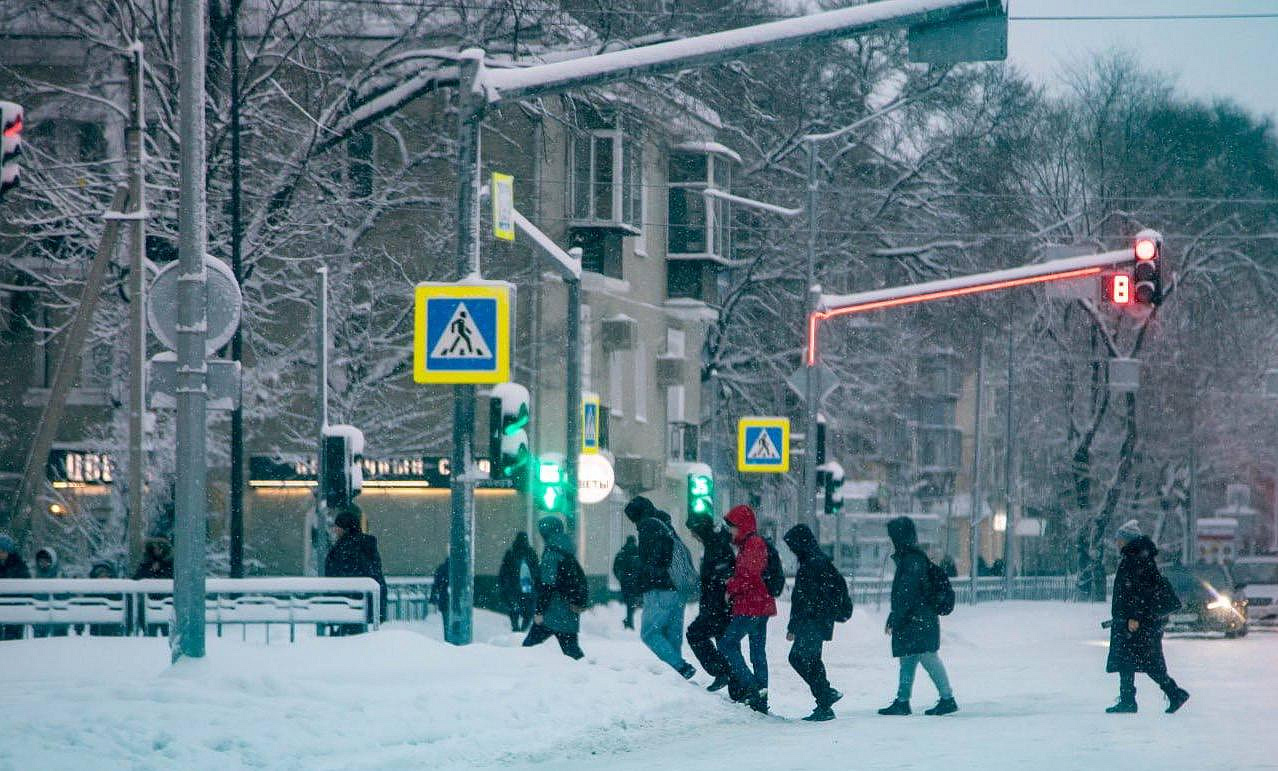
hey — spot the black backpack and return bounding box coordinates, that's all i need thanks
[761,537,786,598]
[927,560,956,616]
[832,572,854,623]
[558,556,589,609]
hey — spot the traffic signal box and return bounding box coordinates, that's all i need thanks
[687,472,714,517]
[534,454,567,514]
[1102,231,1164,309]
[1,101,22,201]
[489,383,531,489]
[321,426,364,511]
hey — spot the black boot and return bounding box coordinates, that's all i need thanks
[678,663,696,680]
[1106,699,1137,714]
[925,697,958,716]
[819,688,843,709]
[747,688,769,714]
[707,675,730,692]
[878,699,911,716]
[1165,686,1190,714]
[803,705,836,722]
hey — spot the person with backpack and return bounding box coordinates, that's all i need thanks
[719,504,778,713]
[612,536,642,630]
[625,496,697,678]
[499,532,540,632]
[1106,519,1190,714]
[685,512,736,694]
[784,523,853,721]
[523,515,587,660]
[879,516,958,717]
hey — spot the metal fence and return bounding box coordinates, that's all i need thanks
[849,575,1078,609]
[385,577,434,622]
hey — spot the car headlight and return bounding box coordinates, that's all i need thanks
[1207,596,1233,611]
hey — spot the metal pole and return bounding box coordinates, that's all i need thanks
[1002,313,1015,597]
[968,331,985,604]
[228,0,245,578]
[173,0,209,662]
[310,267,329,577]
[801,140,820,530]
[1186,401,1197,564]
[126,42,148,573]
[565,271,582,541]
[447,49,485,646]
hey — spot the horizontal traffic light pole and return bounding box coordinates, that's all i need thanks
[808,246,1135,365]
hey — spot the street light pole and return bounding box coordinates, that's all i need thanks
[801,141,821,531]
[126,42,148,573]
[968,331,985,604]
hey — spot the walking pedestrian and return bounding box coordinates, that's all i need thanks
[324,507,388,633]
[625,496,695,679]
[1106,519,1190,714]
[784,524,853,721]
[878,516,958,716]
[612,536,642,630]
[685,512,735,694]
[523,516,587,660]
[0,533,30,640]
[718,504,776,713]
[32,547,69,638]
[431,557,450,632]
[499,532,540,632]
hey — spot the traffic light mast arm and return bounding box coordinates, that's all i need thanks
[808,247,1134,365]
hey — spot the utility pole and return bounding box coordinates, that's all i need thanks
[801,140,821,531]
[173,0,210,662]
[968,332,985,604]
[126,42,148,572]
[447,50,484,646]
[1002,311,1015,598]
[565,276,581,541]
[228,0,245,578]
[310,266,329,577]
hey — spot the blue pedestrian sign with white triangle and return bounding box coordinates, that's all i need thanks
[737,417,790,473]
[414,282,512,384]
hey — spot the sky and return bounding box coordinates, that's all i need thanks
[1005,0,1278,122]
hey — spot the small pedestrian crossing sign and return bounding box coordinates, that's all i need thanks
[414,282,512,384]
[582,394,601,454]
[737,417,790,473]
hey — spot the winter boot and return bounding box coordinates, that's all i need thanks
[678,663,697,680]
[748,688,770,714]
[707,675,730,692]
[1165,687,1190,714]
[819,688,843,709]
[1105,699,1138,714]
[803,705,836,722]
[925,697,958,716]
[878,699,911,716]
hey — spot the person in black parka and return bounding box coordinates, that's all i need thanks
[324,508,388,633]
[784,524,851,721]
[612,536,642,630]
[133,537,174,580]
[879,516,957,717]
[685,513,736,693]
[431,557,451,631]
[1106,519,1190,714]
[499,532,540,632]
[0,533,30,640]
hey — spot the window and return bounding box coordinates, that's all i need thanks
[634,341,648,423]
[668,420,698,463]
[569,126,641,231]
[667,149,734,259]
[608,350,625,418]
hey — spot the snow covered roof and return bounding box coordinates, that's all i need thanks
[840,480,880,500]
[672,142,743,164]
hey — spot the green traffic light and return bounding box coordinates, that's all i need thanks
[503,404,530,436]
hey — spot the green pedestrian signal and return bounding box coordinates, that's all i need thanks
[489,383,531,488]
[687,472,714,517]
[534,454,567,513]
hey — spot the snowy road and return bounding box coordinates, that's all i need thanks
[3,602,1276,770]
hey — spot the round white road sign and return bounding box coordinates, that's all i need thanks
[147,255,243,354]
[577,453,615,505]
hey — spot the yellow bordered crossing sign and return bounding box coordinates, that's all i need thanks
[413,281,512,384]
[737,417,790,473]
[582,393,601,454]
[492,172,515,242]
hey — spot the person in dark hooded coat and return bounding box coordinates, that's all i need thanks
[499,532,540,632]
[0,533,30,640]
[784,524,850,721]
[685,512,735,693]
[879,516,957,717]
[324,508,388,633]
[611,536,642,630]
[625,496,695,678]
[523,516,586,659]
[133,537,174,580]
[1105,519,1190,714]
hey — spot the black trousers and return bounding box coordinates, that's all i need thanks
[1119,668,1177,701]
[789,633,834,704]
[523,623,584,660]
[622,592,641,629]
[509,594,536,631]
[686,613,730,678]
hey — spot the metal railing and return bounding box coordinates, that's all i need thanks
[385,577,435,622]
[849,575,1078,608]
[0,577,381,642]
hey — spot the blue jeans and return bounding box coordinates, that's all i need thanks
[718,616,769,693]
[641,590,689,671]
[897,652,953,701]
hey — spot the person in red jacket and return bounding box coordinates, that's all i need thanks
[717,505,776,713]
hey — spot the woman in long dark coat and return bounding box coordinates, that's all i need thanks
[1106,520,1190,714]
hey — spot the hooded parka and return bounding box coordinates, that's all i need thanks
[724,505,777,618]
[887,516,940,657]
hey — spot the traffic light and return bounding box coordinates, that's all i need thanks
[1102,272,1132,306]
[533,453,567,513]
[687,470,714,517]
[0,101,21,201]
[822,462,845,515]
[489,383,531,487]
[321,425,364,510]
[1132,229,1163,306]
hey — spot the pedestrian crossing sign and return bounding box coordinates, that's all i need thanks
[414,282,512,384]
[582,393,601,454]
[737,417,790,473]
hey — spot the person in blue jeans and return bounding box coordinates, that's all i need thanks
[718,505,776,714]
[625,496,695,679]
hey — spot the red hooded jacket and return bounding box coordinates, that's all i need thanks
[724,505,777,618]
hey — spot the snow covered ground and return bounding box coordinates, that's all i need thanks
[3,601,1275,770]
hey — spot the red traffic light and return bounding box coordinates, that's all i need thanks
[1134,238,1157,261]
[2,115,19,137]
